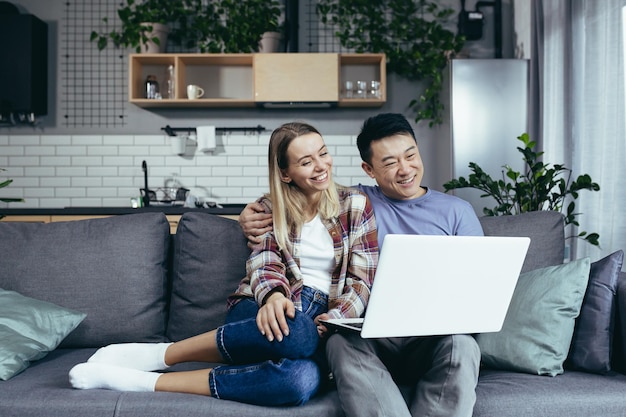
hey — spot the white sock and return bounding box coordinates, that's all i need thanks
[87,342,172,371]
[69,362,160,392]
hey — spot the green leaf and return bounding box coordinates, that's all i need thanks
[443,133,601,247]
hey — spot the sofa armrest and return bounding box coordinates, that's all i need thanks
[614,272,626,373]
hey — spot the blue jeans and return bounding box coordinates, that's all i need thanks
[209,287,328,406]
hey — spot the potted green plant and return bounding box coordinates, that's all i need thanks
[0,168,24,219]
[192,0,282,53]
[90,0,193,53]
[443,133,601,246]
[317,0,464,127]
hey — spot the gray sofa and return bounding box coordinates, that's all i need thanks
[1,210,626,417]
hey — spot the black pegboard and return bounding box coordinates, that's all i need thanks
[61,0,126,127]
[304,0,350,53]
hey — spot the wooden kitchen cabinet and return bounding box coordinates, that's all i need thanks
[128,53,385,108]
[254,53,339,103]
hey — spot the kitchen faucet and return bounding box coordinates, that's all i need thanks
[142,160,150,207]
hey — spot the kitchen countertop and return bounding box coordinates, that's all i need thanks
[0,204,246,216]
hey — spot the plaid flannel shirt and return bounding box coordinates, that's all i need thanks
[228,186,378,319]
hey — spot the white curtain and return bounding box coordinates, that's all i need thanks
[535,0,626,263]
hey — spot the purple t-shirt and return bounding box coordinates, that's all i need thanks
[357,185,484,248]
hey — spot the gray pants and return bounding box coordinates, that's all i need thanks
[326,333,480,417]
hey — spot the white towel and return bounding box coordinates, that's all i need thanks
[196,125,216,152]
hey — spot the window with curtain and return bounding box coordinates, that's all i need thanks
[534,0,626,262]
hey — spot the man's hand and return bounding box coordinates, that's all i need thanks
[239,202,273,246]
[314,313,330,338]
[256,291,295,342]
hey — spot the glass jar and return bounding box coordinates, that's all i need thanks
[146,75,159,99]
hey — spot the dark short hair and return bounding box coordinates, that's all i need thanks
[356,113,417,164]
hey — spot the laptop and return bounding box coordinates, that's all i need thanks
[322,234,530,338]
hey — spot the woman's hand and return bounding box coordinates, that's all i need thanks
[256,291,295,342]
[314,313,331,338]
[239,202,273,247]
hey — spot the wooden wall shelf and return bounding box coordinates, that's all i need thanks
[129,53,386,108]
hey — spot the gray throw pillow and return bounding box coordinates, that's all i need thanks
[476,258,591,376]
[167,212,250,341]
[0,213,170,347]
[480,211,565,273]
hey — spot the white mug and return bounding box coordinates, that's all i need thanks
[187,84,204,99]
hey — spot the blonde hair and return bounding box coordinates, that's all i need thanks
[267,122,340,250]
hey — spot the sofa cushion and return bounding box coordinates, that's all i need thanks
[480,211,564,273]
[0,213,170,347]
[167,212,250,341]
[567,250,624,374]
[474,368,626,417]
[476,257,591,376]
[0,349,346,417]
[0,289,86,380]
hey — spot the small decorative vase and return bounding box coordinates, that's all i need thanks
[258,31,283,53]
[139,22,169,53]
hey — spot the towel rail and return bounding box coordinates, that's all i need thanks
[160,125,266,137]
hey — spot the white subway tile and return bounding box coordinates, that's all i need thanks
[228,177,256,187]
[2,146,25,156]
[103,156,133,166]
[72,135,103,145]
[213,166,243,177]
[88,167,118,176]
[68,198,102,207]
[10,156,40,166]
[72,177,102,187]
[41,177,71,187]
[222,145,244,155]
[88,187,117,197]
[42,135,72,145]
[198,177,228,187]
[56,146,87,156]
[243,145,266,156]
[25,167,54,177]
[104,135,134,145]
[228,156,258,166]
[56,167,87,176]
[134,135,165,146]
[71,156,102,166]
[56,187,86,198]
[9,136,39,145]
[25,146,56,156]
[243,166,267,176]
[10,177,38,187]
[24,188,55,198]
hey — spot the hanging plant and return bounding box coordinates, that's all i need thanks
[89,0,194,52]
[90,0,282,54]
[317,0,464,127]
[443,133,601,246]
[193,0,282,53]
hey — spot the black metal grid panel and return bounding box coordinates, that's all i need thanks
[61,0,126,127]
[304,0,349,53]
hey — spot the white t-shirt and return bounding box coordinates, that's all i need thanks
[300,215,334,294]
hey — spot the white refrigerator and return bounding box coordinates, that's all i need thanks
[440,59,530,215]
